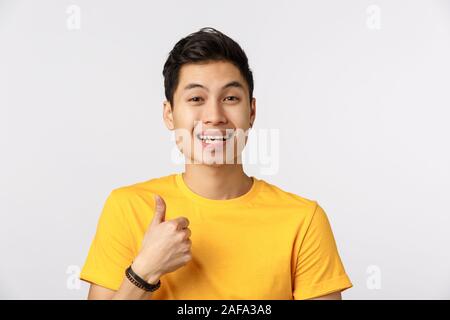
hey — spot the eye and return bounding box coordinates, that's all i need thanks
[224,96,239,102]
[188,96,203,102]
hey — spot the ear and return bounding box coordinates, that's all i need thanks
[249,97,256,127]
[163,100,175,130]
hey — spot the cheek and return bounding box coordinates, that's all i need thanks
[173,109,198,130]
[227,106,250,123]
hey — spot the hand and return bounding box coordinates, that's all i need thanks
[132,194,192,283]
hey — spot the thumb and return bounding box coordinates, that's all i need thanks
[151,194,166,226]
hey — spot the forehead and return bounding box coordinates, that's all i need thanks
[176,60,247,91]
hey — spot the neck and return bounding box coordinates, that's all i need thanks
[182,163,253,200]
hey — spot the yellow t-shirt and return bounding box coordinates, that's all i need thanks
[80,173,353,299]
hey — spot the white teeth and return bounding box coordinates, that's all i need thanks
[196,132,234,142]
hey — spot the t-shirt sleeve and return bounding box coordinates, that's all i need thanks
[293,202,353,299]
[79,190,135,291]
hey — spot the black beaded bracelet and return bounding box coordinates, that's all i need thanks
[125,265,161,292]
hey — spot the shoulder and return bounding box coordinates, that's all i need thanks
[253,179,331,242]
[256,178,321,218]
[107,173,177,206]
[257,178,318,206]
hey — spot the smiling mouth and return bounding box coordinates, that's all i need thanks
[195,131,235,144]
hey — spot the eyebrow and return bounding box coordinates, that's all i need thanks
[183,81,244,92]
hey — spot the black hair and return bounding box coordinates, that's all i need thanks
[162,27,254,108]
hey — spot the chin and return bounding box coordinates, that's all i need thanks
[188,154,240,166]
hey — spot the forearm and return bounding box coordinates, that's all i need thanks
[112,270,161,300]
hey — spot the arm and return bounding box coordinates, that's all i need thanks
[307,291,342,300]
[82,194,191,300]
[292,203,353,300]
[87,267,161,300]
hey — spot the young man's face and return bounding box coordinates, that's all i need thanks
[163,60,256,166]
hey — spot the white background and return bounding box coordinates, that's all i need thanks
[1,0,449,299]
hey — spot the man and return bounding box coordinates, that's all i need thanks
[79,27,353,300]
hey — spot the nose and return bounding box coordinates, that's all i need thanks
[201,101,227,126]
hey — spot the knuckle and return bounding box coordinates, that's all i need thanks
[177,232,186,242]
[167,221,178,231]
[183,240,192,251]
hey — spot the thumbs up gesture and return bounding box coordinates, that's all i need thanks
[131,195,192,284]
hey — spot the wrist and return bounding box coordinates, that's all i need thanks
[131,258,161,285]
